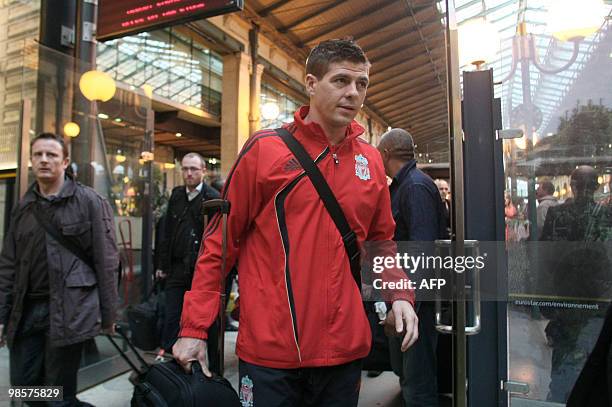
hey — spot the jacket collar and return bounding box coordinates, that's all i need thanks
[23,176,77,205]
[291,106,365,148]
[391,159,417,187]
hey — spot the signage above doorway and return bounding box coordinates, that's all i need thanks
[97,0,244,41]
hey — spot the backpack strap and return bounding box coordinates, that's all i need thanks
[275,128,361,290]
[31,203,95,271]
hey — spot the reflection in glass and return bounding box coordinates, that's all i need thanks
[454,0,612,404]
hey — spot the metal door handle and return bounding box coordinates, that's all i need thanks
[434,240,482,335]
[465,244,481,335]
[503,380,530,395]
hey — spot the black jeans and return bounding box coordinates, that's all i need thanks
[238,359,362,407]
[9,302,85,407]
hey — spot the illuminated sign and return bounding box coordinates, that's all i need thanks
[97,0,243,41]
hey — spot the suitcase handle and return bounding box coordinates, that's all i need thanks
[105,324,150,375]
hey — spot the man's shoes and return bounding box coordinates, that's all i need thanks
[367,370,383,378]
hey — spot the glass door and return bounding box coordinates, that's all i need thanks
[449,0,612,406]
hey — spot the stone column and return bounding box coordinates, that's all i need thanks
[249,63,265,136]
[221,52,250,177]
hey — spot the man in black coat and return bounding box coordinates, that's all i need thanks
[156,152,220,369]
[0,133,119,405]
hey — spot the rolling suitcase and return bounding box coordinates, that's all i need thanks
[106,198,238,406]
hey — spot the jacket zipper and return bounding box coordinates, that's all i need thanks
[274,146,329,363]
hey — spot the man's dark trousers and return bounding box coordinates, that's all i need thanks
[9,301,84,407]
[238,359,362,406]
[162,262,221,373]
[389,302,438,407]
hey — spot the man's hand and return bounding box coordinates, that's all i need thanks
[100,323,116,336]
[155,269,167,280]
[382,300,418,352]
[173,337,211,377]
[0,324,5,348]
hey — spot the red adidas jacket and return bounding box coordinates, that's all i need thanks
[180,106,414,369]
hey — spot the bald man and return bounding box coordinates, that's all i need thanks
[377,128,448,407]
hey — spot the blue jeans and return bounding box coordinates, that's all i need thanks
[389,302,438,407]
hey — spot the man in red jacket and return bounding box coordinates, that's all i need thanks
[174,38,417,406]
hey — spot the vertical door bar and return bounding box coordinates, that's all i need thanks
[445,2,467,407]
[17,99,32,201]
[141,107,155,298]
[462,70,507,407]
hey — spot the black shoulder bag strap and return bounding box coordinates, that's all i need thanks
[31,204,96,271]
[275,128,361,289]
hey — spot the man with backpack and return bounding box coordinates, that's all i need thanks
[0,133,119,406]
[174,39,418,406]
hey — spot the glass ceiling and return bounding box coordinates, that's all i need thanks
[97,29,223,116]
[454,0,612,140]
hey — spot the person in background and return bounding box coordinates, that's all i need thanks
[156,152,221,369]
[378,128,448,407]
[434,178,451,234]
[539,166,612,402]
[536,180,558,239]
[0,133,119,406]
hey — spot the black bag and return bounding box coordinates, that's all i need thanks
[106,326,240,407]
[132,361,239,407]
[127,282,165,351]
[276,128,392,371]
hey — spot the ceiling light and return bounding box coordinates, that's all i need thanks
[175,132,182,138]
[98,113,109,120]
[458,17,500,68]
[547,0,605,41]
[79,70,116,102]
[114,117,122,123]
[63,122,80,138]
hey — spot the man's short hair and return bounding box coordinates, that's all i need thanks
[182,152,206,169]
[539,180,555,196]
[30,133,68,158]
[379,128,415,162]
[306,38,370,79]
